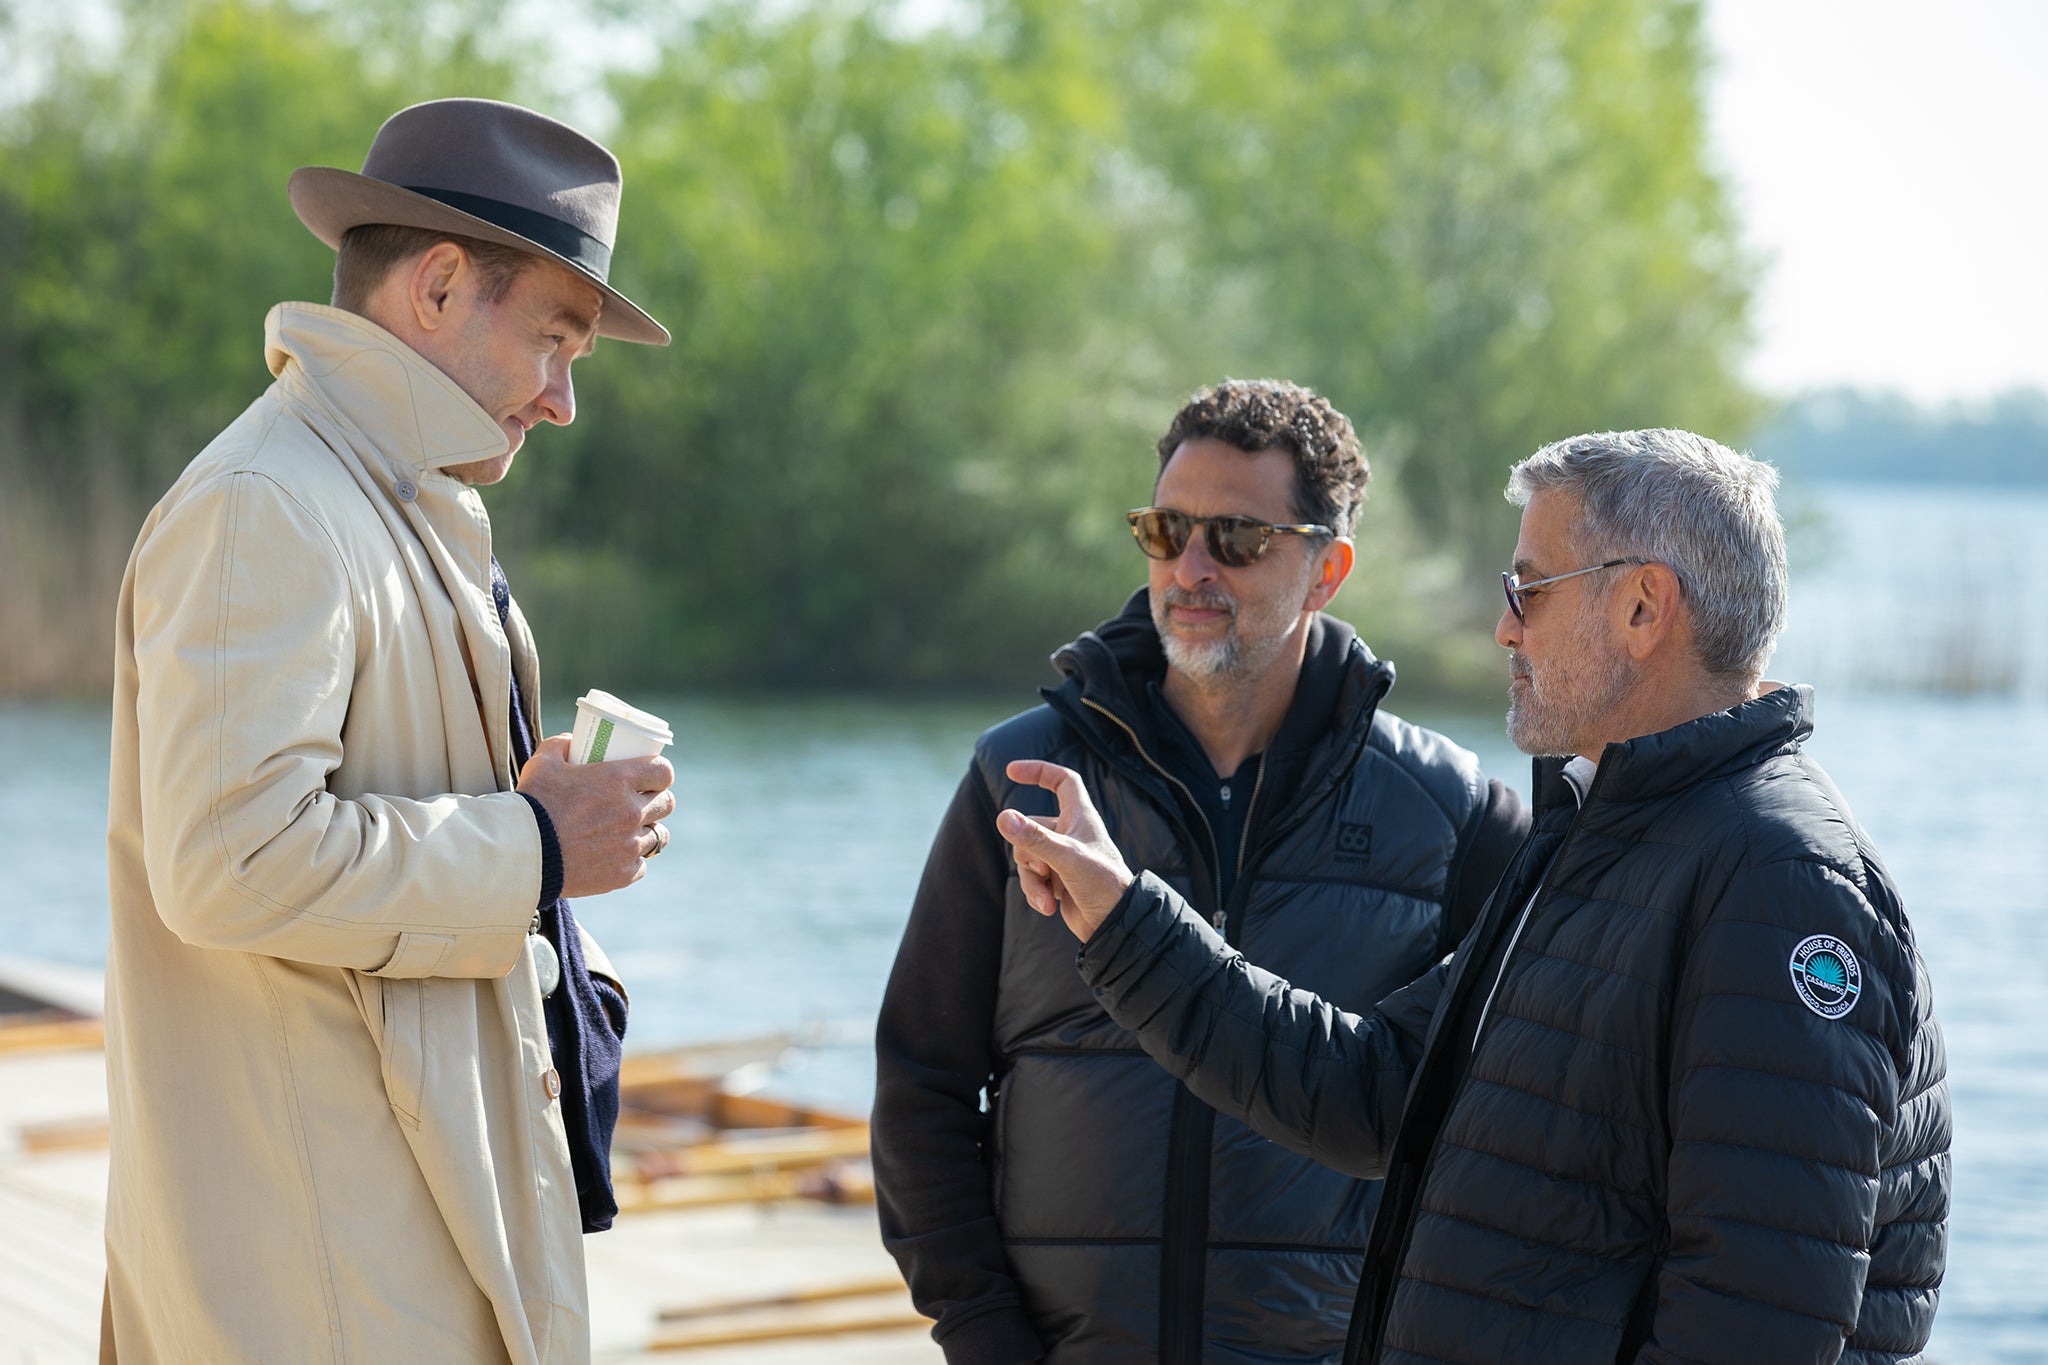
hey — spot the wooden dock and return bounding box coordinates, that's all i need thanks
[0,958,942,1364]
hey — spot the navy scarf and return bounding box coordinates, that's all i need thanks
[493,557,629,1233]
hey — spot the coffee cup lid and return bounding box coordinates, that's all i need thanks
[575,689,673,745]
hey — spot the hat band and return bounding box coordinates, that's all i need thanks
[403,185,613,282]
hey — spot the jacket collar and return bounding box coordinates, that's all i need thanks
[264,302,512,474]
[1044,588,1395,791]
[1529,682,1815,814]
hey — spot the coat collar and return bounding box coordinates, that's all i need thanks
[1530,682,1815,813]
[263,302,512,474]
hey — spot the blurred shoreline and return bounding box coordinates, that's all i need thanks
[11,457,2045,707]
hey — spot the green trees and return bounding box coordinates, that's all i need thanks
[0,0,515,693]
[1095,0,1757,683]
[498,4,1172,689]
[0,0,1753,697]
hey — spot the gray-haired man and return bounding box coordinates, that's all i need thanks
[997,430,1951,1364]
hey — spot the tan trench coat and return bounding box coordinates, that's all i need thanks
[104,303,602,1362]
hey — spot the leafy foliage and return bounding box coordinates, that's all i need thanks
[0,0,1755,697]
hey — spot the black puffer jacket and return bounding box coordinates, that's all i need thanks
[873,594,1528,1365]
[1079,685,1950,1364]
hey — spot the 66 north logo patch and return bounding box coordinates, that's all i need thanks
[1790,935,1862,1020]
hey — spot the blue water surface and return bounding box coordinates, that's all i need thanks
[9,480,2044,1362]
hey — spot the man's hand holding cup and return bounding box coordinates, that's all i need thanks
[517,690,675,898]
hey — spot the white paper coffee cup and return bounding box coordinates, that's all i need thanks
[570,689,673,764]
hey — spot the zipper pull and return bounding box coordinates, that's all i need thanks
[1219,782,1232,809]
[1211,908,1226,930]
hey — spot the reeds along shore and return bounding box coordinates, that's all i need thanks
[0,453,143,700]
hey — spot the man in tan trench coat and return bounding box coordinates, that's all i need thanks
[104,99,675,1362]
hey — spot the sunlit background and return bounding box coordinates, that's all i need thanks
[2,1,2042,1359]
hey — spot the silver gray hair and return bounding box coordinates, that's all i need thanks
[1506,429,1787,682]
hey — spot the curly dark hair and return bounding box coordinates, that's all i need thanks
[1154,379,1369,538]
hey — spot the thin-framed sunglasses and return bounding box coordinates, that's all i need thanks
[1501,557,1646,622]
[1127,507,1334,568]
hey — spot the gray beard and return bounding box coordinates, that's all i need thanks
[1505,643,1637,757]
[1505,696,1578,758]
[1161,626,1241,682]
[1154,588,1297,686]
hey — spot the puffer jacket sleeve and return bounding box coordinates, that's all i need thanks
[131,471,536,978]
[873,769,1045,1365]
[1078,871,1442,1180]
[1637,854,1950,1365]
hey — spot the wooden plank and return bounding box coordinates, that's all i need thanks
[706,1091,865,1132]
[615,1076,726,1123]
[0,1016,104,1054]
[618,1170,812,1212]
[0,1166,109,1357]
[648,1309,931,1352]
[634,1127,870,1179]
[619,1035,797,1087]
[20,1115,112,1154]
[617,1079,867,1134]
[611,1112,721,1155]
[657,1277,908,1322]
[617,1162,876,1213]
[0,1004,943,1364]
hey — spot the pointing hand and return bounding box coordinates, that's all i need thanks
[995,759,1134,943]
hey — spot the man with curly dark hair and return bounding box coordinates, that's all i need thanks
[872,379,1531,1365]
[1154,379,1368,539]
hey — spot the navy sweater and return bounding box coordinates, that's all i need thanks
[494,557,629,1233]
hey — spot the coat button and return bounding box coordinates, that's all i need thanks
[395,479,418,502]
[542,1068,561,1099]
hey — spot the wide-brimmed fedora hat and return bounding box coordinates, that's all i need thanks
[289,98,669,346]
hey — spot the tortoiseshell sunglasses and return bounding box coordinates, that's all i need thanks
[1127,508,1333,568]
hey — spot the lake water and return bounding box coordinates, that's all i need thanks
[3,479,2042,1361]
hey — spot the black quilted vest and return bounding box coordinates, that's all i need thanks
[975,598,1492,1364]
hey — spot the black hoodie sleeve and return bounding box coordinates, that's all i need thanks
[1439,778,1531,953]
[872,769,1045,1365]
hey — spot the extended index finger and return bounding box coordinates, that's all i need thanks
[1004,759,1098,820]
